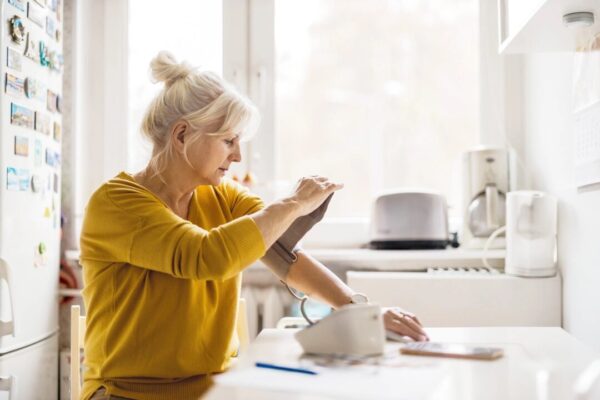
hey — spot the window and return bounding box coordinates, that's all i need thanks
[273,0,479,217]
[227,0,480,220]
[128,0,223,172]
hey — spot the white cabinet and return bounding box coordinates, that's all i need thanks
[499,0,600,53]
[348,270,561,327]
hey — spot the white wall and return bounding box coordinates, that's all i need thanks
[70,0,128,243]
[519,52,600,351]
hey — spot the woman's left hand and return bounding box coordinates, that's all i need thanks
[383,307,429,342]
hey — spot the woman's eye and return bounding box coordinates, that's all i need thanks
[224,139,234,146]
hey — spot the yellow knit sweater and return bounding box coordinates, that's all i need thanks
[79,172,266,400]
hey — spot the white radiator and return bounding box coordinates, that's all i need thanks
[241,285,293,339]
[348,268,562,327]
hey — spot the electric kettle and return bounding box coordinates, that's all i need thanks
[505,191,558,277]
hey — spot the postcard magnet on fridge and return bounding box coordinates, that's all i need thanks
[45,16,56,38]
[7,47,23,71]
[35,111,51,135]
[18,168,30,191]
[6,167,19,190]
[31,174,42,193]
[8,0,26,12]
[46,89,57,112]
[53,122,61,141]
[34,139,42,166]
[5,73,25,96]
[24,77,44,100]
[10,102,34,129]
[24,33,39,62]
[27,2,45,28]
[14,135,29,156]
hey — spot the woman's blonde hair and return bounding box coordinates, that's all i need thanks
[140,51,260,178]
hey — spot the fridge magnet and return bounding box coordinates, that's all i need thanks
[5,73,25,97]
[27,2,45,28]
[35,111,51,135]
[9,15,26,43]
[56,94,61,112]
[47,90,57,112]
[39,41,49,67]
[8,0,26,11]
[10,102,34,129]
[31,174,42,193]
[34,139,42,166]
[53,122,61,141]
[6,167,19,191]
[14,135,29,156]
[46,89,57,112]
[48,50,62,71]
[53,172,58,193]
[7,47,23,71]
[18,168,30,191]
[55,28,60,42]
[45,16,56,38]
[43,206,51,218]
[24,33,39,63]
[47,0,56,12]
[34,241,48,267]
[45,148,56,166]
[25,77,44,100]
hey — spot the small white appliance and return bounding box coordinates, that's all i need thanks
[369,190,450,250]
[461,147,516,249]
[505,191,558,277]
[295,304,385,357]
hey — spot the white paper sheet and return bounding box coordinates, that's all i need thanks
[215,362,445,400]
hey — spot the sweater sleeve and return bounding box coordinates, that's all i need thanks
[130,209,265,280]
[82,182,266,281]
[223,179,265,218]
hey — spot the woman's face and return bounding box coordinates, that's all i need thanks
[185,132,242,186]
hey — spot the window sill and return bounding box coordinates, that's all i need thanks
[300,247,505,270]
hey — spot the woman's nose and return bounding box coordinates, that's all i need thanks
[230,143,242,162]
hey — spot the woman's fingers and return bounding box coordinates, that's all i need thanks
[384,312,424,341]
[292,176,343,215]
[387,317,427,342]
[383,309,429,342]
[323,181,344,192]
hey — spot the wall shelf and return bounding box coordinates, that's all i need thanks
[499,0,600,54]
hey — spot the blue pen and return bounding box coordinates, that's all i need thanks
[255,362,318,375]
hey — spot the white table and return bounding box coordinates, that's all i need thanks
[205,327,598,400]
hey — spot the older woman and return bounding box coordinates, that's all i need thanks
[80,51,427,400]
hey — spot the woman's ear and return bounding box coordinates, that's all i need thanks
[170,121,188,153]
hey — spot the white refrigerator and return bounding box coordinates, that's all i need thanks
[0,0,63,398]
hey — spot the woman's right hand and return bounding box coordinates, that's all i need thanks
[287,176,344,217]
[250,176,343,249]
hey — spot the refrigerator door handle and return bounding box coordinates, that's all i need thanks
[0,258,16,337]
[0,375,14,400]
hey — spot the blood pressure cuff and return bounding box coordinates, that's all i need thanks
[261,194,334,280]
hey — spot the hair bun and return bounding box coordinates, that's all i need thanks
[150,51,193,86]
